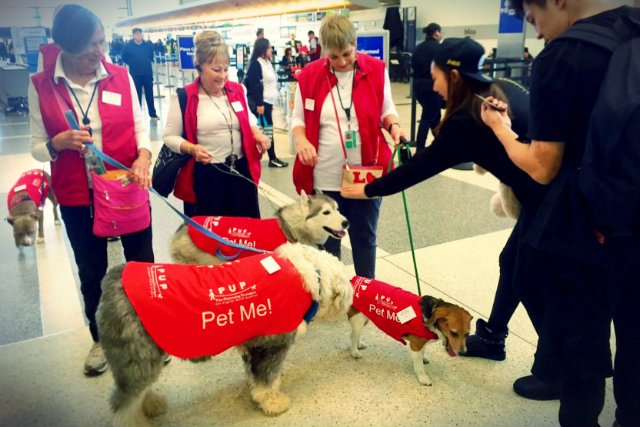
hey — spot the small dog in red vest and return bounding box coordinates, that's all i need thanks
[349,276,472,386]
[6,169,60,250]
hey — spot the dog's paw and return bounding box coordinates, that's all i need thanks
[142,390,167,417]
[357,341,368,350]
[37,237,45,244]
[259,392,291,416]
[417,374,433,386]
[350,349,362,359]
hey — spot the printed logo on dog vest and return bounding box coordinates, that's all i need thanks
[122,255,312,358]
[189,216,287,259]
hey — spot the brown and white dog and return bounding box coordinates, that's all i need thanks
[6,169,60,249]
[348,276,472,385]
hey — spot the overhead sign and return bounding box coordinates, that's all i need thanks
[177,35,195,70]
[356,30,389,67]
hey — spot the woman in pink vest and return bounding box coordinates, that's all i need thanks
[291,14,404,279]
[28,4,154,377]
[163,31,270,217]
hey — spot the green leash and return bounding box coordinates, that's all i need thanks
[387,138,422,296]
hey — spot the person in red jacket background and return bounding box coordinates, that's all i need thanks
[29,4,154,377]
[291,14,404,279]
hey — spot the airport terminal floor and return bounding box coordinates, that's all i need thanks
[0,80,618,427]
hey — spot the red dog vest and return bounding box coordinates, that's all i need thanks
[188,216,288,259]
[122,254,311,359]
[351,276,437,345]
[8,169,51,211]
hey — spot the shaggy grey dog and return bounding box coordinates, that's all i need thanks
[97,243,353,427]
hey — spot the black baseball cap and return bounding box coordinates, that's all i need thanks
[132,28,142,34]
[434,37,492,83]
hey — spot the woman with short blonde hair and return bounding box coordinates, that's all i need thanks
[291,14,404,279]
[162,30,270,217]
[319,14,356,51]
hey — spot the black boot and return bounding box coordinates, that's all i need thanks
[513,375,560,401]
[461,319,507,361]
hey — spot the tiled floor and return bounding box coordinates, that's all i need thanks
[0,71,617,427]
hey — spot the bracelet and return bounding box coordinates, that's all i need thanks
[388,122,400,133]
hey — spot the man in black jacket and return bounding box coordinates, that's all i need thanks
[122,28,158,120]
[412,23,443,151]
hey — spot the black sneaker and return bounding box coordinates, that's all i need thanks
[268,158,289,168]
[513,375,561,401]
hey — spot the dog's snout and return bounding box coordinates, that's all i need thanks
[342,220,350,229]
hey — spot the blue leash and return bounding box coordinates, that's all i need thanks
[64,110,266,261]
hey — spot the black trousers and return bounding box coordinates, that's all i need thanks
[60,205,154,342]
[252,102,278,161]
[132,74,157,117]
[193,157,260,218]
[414,83,442,152]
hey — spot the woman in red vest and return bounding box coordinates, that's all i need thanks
[163,30,270,217]
[291,14,404,279]
[29,4,154,377]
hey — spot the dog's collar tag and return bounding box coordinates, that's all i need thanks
[397,306,417,324]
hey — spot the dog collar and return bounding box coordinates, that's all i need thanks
[303,268,322,324]
[303,300,319,324]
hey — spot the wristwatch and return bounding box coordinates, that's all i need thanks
[46,140,59,159]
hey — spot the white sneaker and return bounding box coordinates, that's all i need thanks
[84,342,108,377]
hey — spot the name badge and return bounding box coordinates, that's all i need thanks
[231,101,244,112]
[304,98,315,111]
[102,91,122,106]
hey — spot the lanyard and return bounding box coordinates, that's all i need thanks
[200,82,235,155]
[63,79,98,128]
[333,67,356,131]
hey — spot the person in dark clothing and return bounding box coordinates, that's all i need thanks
[342,40,547,375]
[307,30,321,62]
[244,38,288,168]
[122,28,158,120]
[412,23,444,151]
[0,41,8,60]
[482,2,638,426]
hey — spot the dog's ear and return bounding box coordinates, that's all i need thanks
[315,189,324,195]
[299,190,310,208]
[420,295,440,323]
[30,213,39,220]
[5,216,14,225]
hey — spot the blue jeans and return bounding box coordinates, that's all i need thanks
[321,191,381,279]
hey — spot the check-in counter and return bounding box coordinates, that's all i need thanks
[0,63,29,113]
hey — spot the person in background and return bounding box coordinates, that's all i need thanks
[163,30,271,217]
[245,38,288,168]
[287,33,301,54]
[0,40,7,60]
[295,40,309,67]
[28,4,154,377]
[412,22,444,152]
[308,30,321,62]
[122,28,158,121]
[256,28,264,39]
[482,1,638,426]
[292,14,404,279]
